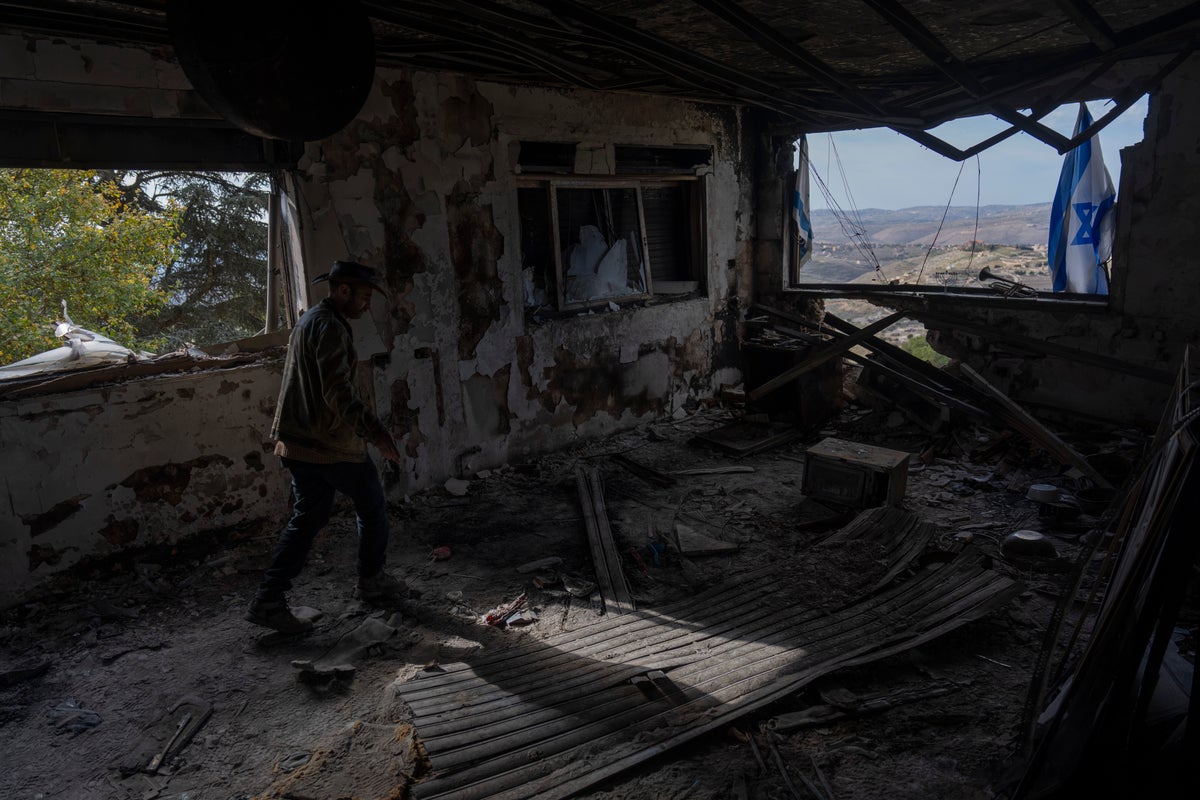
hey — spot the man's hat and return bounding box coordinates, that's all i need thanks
[312,260,386,295]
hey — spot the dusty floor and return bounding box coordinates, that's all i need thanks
[0,387,1139,800]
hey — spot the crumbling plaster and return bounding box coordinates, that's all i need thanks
[0,362,289,607]
[0,36,763,605]
[912,54,1200,425]
[291,68,757,494]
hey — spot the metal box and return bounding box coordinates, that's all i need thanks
[802,437,910,508]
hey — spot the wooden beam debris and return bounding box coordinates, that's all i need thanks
[575,466,636,615]
[957,364,1112,489]
[747,311,906,402]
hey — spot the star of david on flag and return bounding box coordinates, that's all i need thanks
[1048,102,1115,294]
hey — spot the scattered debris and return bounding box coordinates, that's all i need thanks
[675,522,738,556]
[768,681,960,732]
[672,465,756,476]
[443,478,471,497]
[802,437,910,508]
[692,419,802,456]
[46,698,102,735]
[482,593,528,627]
[610,452,676,487]
[1001,530,1058,560]
[292,661,357,686]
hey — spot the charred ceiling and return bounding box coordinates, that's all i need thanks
[0,0,1198,155]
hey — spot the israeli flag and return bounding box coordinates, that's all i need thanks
[792,134,814,270]
[1048,103,1115,294]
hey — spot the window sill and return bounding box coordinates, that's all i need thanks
[0,334,289,401]
[785,283,1110,313]
[524,289,706,325]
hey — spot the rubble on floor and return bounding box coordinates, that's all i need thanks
[0,387,1191,800]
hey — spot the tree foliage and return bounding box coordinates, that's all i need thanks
[116,171,270,350]
[902,334,951,367]
[0,169,179,364]
[0,168,270,366]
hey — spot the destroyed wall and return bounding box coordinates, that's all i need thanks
[290,68,756,495]
[0,362,289,607]
[0,35,758,606]
[918,54,1200,425]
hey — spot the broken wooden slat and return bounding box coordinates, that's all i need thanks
[672,466,756,476]
[575,466,636,615]
[754,304,962,396]
[957,363,1112,489]
[748,311,906,402]
[407,550,1021,800]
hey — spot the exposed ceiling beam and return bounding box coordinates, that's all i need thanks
[523,0,818,122]
[369,6,606,90]
[1053,0,1118,51]
[690,0,893,120]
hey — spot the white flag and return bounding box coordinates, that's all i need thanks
[1048,103,1115,294]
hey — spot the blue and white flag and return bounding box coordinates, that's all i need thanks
[1048,103,1115,294]
[792,134,814,270]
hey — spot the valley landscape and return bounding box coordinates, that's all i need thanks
[798,203,1061,348]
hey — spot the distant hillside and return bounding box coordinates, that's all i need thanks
[810,203,1052,247]
[801,203,1053,285]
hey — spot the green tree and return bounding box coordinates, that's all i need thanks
[0,169,179,365]
[113,171,270,349]
[902,334,950,367]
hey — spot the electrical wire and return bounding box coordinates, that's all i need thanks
[809,134,886,281]
[915,158,966,285]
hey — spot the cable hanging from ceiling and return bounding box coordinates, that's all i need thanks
[809,133,887,283]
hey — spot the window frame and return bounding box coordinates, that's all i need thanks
[518,172,706,315]
[548,178,654,311]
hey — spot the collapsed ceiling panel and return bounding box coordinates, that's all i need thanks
[0,0,1195,142]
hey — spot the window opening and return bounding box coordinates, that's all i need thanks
[520,175,705,315]
[0,167,283,379]
[553,183,649,309]
[790,98,1146,300]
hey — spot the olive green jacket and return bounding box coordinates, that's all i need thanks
[271,299,388,462]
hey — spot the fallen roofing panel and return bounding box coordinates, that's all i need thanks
[403,542,1020,800]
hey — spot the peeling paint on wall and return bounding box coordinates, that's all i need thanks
[113,455,234,507]
[0,362,290,607]
[447,183,505,360]
[21,494,88,538]
[462,365,512,440]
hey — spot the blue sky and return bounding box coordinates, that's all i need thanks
[804,96,1149,210]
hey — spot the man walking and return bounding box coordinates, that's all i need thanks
[247,260,408,634]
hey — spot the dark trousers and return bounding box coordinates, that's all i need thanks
[255,457,389,601]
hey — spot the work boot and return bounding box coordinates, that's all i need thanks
[245,597,313,634]
[357,570,411,603]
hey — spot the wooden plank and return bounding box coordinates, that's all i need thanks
[747,311,906,401]
[957,363,1112,489]
[573,466,635,616]
[409,552,1020,800]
